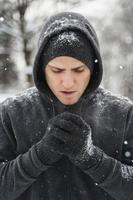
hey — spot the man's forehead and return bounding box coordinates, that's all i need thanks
[47,64,85,69]
[46,56,86,69]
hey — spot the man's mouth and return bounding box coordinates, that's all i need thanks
[60,91,76,95]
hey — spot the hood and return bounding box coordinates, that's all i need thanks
[33,12,103,96]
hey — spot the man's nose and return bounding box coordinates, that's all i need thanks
[62,72,75,89]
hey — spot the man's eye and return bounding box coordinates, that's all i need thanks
[52,70,63,73]
[75,69,84,73]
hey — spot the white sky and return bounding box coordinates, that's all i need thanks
[72,0,119,18]
[26,0,119,21]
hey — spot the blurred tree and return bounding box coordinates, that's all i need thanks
[118,0,133,99]
[0,0,37,88]
[97,0,133,99]
[0,1,18,88]
[15,0,36,84]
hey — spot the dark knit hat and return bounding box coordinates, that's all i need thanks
[41,30,94,72]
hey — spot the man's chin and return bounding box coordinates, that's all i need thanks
[59,98,79,106]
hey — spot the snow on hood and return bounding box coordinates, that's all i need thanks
[33,12,103,96]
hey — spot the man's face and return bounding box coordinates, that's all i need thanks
[44,56,91,105]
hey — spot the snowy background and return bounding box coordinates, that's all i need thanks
[0,0,133,102]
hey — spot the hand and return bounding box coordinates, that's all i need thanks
[35,116,63,165]
[45,112,93,160]
[46,112,103,171]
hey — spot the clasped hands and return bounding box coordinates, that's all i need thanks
[37,112,93,166]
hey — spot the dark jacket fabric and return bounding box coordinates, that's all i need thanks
[0,87,133,200]
[0,12,133,200]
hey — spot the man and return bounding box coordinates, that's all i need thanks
[0,11,133,200]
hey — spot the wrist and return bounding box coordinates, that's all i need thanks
[70,145,103,171]
[20,145,49,179]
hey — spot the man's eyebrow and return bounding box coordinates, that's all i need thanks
[47,65,63,69]
[47,64,85,69]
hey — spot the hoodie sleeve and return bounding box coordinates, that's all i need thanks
[0,103,49,200]
[72,105,133,200]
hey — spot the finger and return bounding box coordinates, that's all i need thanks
[53,119,79,134]
[45,134,64,152]
[53,128,73,143]
[46,135,67,155]
[63,113,90,130]
[60,144,73,156]
[60,112,84,126]
[50,112,79,125]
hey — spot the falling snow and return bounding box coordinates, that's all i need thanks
[0,17,4,22]
[94,59,98,63]
[124,140,128,145]
[119,65,124,69]
[124,151,131,158]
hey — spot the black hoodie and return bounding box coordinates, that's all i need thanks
[0,12,133,200]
